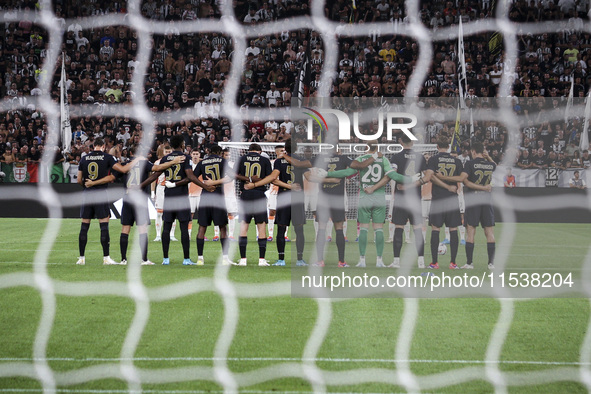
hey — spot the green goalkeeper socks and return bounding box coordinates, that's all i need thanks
[359,227,368,256]
[375,228,384,257]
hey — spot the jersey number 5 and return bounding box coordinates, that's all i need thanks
[205,164,221,180]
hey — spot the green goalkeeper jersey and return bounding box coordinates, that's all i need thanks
[327,154,409,195]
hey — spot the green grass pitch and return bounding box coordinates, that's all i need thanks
[0,218,590,393]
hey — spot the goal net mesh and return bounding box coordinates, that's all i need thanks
[1,0,591,392]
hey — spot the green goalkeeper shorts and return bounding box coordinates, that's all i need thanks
[357,193,387,224]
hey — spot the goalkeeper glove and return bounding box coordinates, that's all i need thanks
[165,181,176,188]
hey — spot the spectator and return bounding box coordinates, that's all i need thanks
[569,170,587,189]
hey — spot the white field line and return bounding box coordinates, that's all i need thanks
[0,357,588,366]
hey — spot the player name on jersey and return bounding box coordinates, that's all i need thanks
[438,156,456,164]
[473,163,495,170]
[84,155,109,161]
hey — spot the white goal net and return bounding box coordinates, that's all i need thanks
[1,0,591,393]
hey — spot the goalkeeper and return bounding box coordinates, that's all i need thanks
[326,141,414,268]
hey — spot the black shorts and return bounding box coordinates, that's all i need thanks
[465,203,495,227]
[276,202,306,226]
[197,197,228,227]
[429,197,462,228]
[240,196,268,224]
[464,193,494,227]
[80,191,110,219]
[317,194,346,224]
[392,206,423,226]
[121,200,150,226]
[163,196,192,223]
[275,192,306,226]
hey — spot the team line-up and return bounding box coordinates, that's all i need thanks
[74,133,496,269]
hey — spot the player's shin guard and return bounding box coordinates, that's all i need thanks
[295,225,305,261]
[79,222,90,257]
[393,227,403,258]
[414,229,424,257]
[162,221,172,258]
[359,227,368,256]
[375,228,384,258]
[171,221,177,238]
[335,229,345,262]
[100,222,110,257]
[258,238,267,259]
[430,230,440,263]
[276,225,286,260]
[316,227,326,262]
[326,220,333,240]
[465,242,475,265]
[120,233,129,260]
[388,222,395,242]
[268,216,274,238]
[155,212,163,237]
[487,242,495,265]
[196,237,205,257]
[239,236,248,258]
[139,233,148,262]
[228,216,235,237]
[180,222,190,259]
[450,230,459,262]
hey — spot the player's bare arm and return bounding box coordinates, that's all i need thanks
[350,153,377,169]
[166,177,190,188]
[112,157,141,174]
[142,169,163,189]
[152,155,186,172]
[282,153,312,168]
[365,174,391,194]
[244,169,279,190]
[463,178,492,192]
[203,175,232,186]
[424,169,457,193]
[272,178,302,191]
[185,169,215,192]
[77,170,84,187]
[304,169,341,183]
[396,174,425,191]
[435,171,465,183]
[85,174,116,188]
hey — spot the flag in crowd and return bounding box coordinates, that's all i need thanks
[581,90,591,152]
[60,54,72,154]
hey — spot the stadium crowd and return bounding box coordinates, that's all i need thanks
[1,0,591,180]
